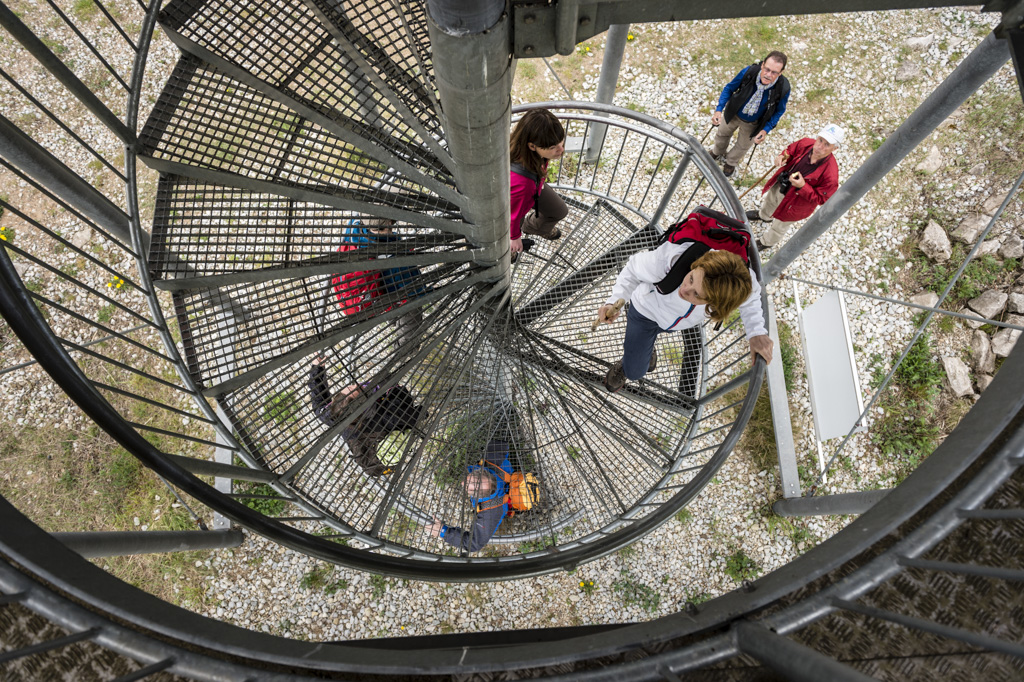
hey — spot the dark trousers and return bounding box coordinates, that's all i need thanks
[621,305,703,397]
[522,184,568,238]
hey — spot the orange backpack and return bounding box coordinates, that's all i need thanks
[474,460,541,517]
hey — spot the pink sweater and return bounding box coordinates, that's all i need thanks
[509,163,545,240]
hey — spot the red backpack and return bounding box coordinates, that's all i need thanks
[654,206,751,295]
[331,242,381,316]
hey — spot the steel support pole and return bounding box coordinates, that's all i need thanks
[773,489,892,517]
[165,453,276,483]
[583,24,629,164]
[764,31,1011,285]
[426,0,511,276]
[732,621,877,682]
[53,530,243,558]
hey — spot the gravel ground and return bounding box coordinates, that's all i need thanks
[191,8,1020,641]
[2,4,1021,643]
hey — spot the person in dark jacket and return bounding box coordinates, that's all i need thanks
[426,440,512,553]
[308,357,422,477]
[709,51,791,177]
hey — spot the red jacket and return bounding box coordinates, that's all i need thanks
[762,138,839,222]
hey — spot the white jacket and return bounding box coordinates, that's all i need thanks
[607,241,767,339]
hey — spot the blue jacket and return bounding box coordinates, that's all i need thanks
[342,223,424,296]
[716,64,790,134]
[440,440,511,553]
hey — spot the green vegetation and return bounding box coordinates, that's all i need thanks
[723,547,760,582]
[516,61,537,80]
[299,563,349,594]
[263,391,300,425]
[612,570,661,612]
[674,508,693,525]
[870,330,944,481]
[616,544,638,560]
[517,535,557,554]
[97,304,117,324]
[370,574,389,600]
[804,87,834,104]
[235,481,287,516]
[578,579,597,596]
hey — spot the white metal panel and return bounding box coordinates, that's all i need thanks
[801,290,866,442]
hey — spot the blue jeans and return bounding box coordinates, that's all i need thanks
[622,304,703,396]
[622,304,663,380]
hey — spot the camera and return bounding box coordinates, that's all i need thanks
[778,173,793,195]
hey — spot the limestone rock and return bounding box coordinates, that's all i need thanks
[909,291,939,309]
[978,239,1001,257]
[895,61,921,82]
[941,356,974,397]
[952,214,988,244]
[968,163,986,176]
[71,228,93,250]
[918,220,951,262]
[962,308,985,329]
[967,290,1007,319]
[906,34,934,51]
[981,192,1010,216]
[1008,292,1024,314]
[915,146,942,174]
[976,374,994,392]
[971,330,995,374]
[998,235,1023,260]
[991,325,1021,358]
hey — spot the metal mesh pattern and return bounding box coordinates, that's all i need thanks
[138,55,458,215]
[149,175,471,283]
[158,0,449,181]
[172,261,478,389]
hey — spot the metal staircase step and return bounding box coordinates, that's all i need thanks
[149,174,475,289]
[157,0,450,184]
[137,55,463,231]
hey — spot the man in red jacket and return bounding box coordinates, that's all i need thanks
[747,124,843,251]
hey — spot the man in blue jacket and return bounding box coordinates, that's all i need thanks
[709,51,791,177]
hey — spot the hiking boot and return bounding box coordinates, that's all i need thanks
[710,152,722,162]
[756,238,770,252]
[604,360,626,393]
[648,348,658,372]
[722,164,736,177]
[522,213,562,241]
[745,209,766,223]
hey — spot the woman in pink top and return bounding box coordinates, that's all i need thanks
[510,109,569,258]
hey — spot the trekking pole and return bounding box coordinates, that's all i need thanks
[591,298,625,331]
[742,142,759,177]
[698,123,716,145]
[737,152,790,201]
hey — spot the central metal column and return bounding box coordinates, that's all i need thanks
[584,24,629,164]
[426,0,512,283]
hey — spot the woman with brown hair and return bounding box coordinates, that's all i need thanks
[509,108,569,258]
[596,241,773,394]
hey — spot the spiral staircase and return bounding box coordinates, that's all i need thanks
[1,0,1023,679]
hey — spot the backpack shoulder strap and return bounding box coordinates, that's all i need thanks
[510,162,539,183]
[655,242,711,295]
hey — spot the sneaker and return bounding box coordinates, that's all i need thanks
[745,210,765,223]
[604,361,626,393]
[649,348,658,372]
[722,164,736,177]
[756,238,770,252]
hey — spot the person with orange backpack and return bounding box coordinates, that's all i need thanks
[426,440,539,553]
[595,208,773,394]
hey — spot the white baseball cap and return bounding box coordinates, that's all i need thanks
[818,123,845,147]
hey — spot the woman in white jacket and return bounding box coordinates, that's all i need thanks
[596,243,774,393]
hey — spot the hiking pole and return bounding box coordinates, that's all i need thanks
[742,142,759,177]
[591,298,625,331]
[698,123,716,145]
[737,152,790,201]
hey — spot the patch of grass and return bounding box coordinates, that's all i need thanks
[674,508,693,525]
[97,304,116,324]
[516,61,537,80]
[263,391,299,425]
[578,579,597,596]
[804,87,834,104]
[612,570,661,612]
[617,544,638,560]
[871,331,944,481]
[723,547,760,582]
[517,535,557,554]
[299,563,334,591]
[234,481,287,516]
[370,574,389,600]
